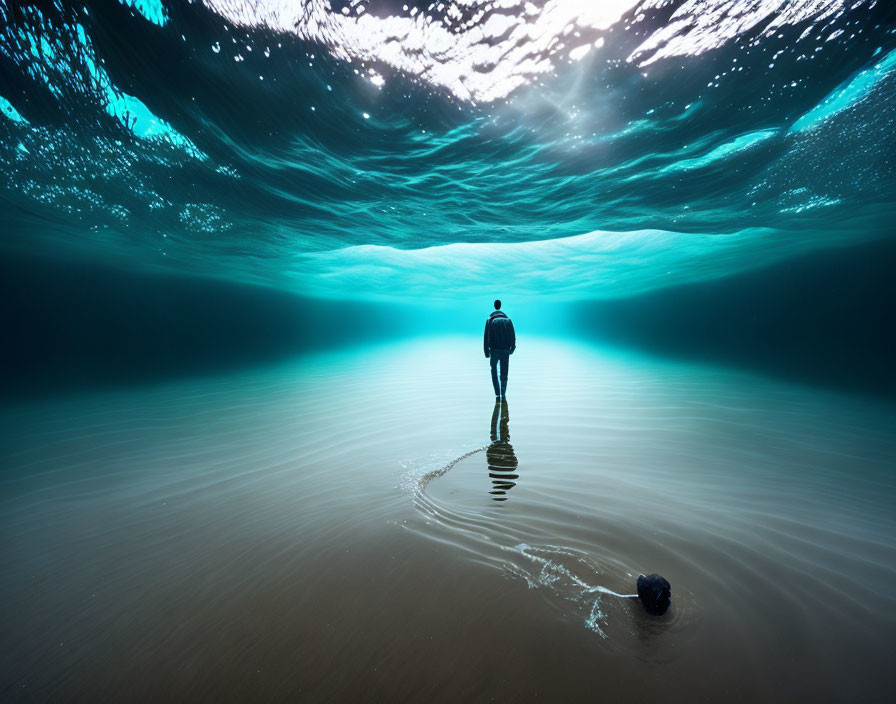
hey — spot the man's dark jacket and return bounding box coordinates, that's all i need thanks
[484,311,516,357]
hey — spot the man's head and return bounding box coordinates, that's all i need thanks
[494,299,502,310]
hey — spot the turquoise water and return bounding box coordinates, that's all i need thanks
[1,1,895,300]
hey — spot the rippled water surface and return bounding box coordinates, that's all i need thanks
[2,338,894,701]
[2,1,895,299]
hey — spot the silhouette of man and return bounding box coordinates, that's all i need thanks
[483,299,515,399]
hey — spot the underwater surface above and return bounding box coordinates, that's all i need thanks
[1,0,895,301]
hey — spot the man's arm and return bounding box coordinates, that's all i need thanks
[483,319,490,357]
[509,319,516,353]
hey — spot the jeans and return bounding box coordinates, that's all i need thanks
[489,349,510,396]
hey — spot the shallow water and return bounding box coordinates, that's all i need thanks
[2,337,895,701]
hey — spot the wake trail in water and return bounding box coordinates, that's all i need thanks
[403,442,640,638]
[418,444,489,491]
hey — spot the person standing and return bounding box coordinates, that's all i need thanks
[483,300,516,399]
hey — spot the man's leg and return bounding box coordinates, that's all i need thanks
[499,351,509,397]
[489,353,501,396]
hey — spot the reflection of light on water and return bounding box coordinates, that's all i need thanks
[202,0,641,101]
[201,0,869,102]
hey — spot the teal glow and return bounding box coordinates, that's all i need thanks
[119,0,169,27]
[103,89,205,157]
[289,226,839,302]
[0,95,27,123]
[790,48,896,132]
[70,22,202,156]
[656,130,779,174]
[1,11,198,156]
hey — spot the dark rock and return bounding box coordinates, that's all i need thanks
[637,573,671,615]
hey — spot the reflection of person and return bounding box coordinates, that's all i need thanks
[487,399,519,502]
[483,300,516,399]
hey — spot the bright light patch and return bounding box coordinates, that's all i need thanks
[790,48,896,132]
[105,90,205,157]
[200,0,867,103]
[293,225,843,302]
[118,0,169,27]
[569,44,592,62]
[629,0,851,66]
[656,130,779,174]
[0,94,28,123]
